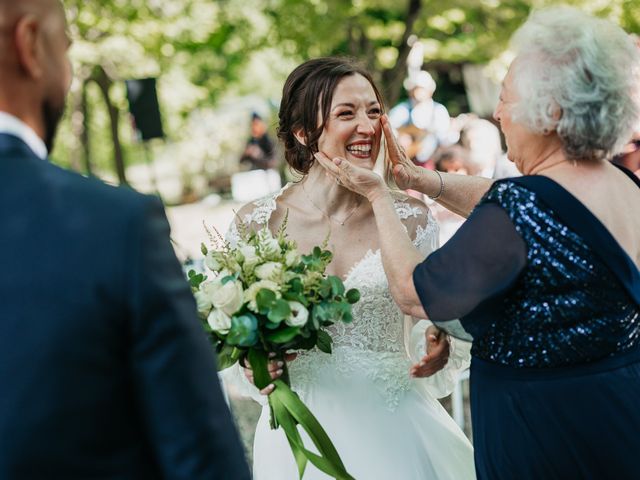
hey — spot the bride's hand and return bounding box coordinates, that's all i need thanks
[242,352,298,395]
[409,326,450,378]
[381,115,423,192]
[314,152,387,202]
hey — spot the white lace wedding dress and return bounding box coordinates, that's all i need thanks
[223,185,475,480]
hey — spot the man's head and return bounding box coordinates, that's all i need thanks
[0,0,71,152]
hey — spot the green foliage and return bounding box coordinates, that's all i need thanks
[316,330,333,354]
[187,269,206,289]
[55,0,637,183]
[227,314,260,347]
[217,344,242,370]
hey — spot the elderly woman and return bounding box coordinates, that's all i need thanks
[317,6,640,479]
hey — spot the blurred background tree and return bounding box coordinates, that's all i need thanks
[55,0,639,201]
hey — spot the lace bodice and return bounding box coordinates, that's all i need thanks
[224,185,468,410]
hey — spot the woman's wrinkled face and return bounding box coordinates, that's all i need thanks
[493,62,536,171]
[317,74,382,170]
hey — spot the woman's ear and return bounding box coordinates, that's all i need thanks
[293,128,307,146]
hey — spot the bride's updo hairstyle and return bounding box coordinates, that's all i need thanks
[278,57,385,175]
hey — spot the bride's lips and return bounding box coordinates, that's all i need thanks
[346,141,374,159]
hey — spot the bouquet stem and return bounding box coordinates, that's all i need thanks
[248,350,354,480]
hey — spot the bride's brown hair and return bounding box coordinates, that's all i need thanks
[277,57,386,175]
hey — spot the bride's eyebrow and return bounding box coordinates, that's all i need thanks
[331,101,380,110]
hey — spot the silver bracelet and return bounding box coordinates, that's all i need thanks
[428,169,444,200]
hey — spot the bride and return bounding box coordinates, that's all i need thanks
[222,57,475,479]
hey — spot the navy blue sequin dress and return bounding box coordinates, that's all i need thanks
[413,169,640,480]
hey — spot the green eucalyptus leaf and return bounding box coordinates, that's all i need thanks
[288,277,303,293]
[256,288,277,313]
[317,329,333,354]
[226,314,259,347]
[220,275,235,285]
[318,280,331,298]
[265,326,300,344]
[268,299,291,324]
[328,275,345,296]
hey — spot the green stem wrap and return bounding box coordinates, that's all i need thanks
[247,349,355,480]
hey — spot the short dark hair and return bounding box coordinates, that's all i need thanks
[277,57,385,175]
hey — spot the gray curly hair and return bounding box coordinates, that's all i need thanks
[509,6,640,162]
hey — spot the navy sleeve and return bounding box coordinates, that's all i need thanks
[412,202,527,339]
[128,197,250,479]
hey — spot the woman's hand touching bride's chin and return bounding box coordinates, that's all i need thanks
[314,152,387,202]
[409,326,450,378]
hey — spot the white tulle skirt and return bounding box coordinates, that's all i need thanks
[251,365,475,480]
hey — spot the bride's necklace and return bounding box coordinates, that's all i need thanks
[301,182,362,226]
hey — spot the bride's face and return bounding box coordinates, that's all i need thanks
[317,74,382,170]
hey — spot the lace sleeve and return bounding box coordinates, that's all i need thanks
[395,198,471,399]
[219,189,285,405]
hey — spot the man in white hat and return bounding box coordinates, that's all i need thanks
[388,70,452,165]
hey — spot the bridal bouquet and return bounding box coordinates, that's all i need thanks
[188,217,358,480]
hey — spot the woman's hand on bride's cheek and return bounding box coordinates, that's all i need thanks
[381,115,420,191]
[242,352,298,396]
[409,326,450,378]
[314,152,386,202]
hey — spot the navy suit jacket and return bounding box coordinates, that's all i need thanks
[0,134,250,479]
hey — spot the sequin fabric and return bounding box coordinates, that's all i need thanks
[466,180,640,368]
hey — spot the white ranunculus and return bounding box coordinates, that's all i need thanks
[194,289,212,314]
[205,251,223,272]
[207,308,232,334]
[210,280,244,315]
[239,245,260,268]
[244,280,280,312]
[255,261,283,281]
[285,301,309,327]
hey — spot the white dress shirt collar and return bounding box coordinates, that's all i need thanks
[0,111,48,160]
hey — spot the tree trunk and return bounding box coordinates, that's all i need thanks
[80,82,93,176]
[94,66,127,185]
[381,0,423,107]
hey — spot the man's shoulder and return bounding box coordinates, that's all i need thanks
[43,161,157,214]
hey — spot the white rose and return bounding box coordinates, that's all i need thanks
[205,251,223,272]
[255,261,283,281]
[244,280,280,312]
[239,245,260,268]
[210,280,244,315]
[207,308,232,334]
[194,289,212,314]
[285,301,309,327]
[285,250,301,267]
